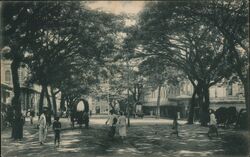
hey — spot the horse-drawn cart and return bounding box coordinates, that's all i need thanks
[69,99,89,128]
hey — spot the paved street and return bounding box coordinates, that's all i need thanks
[1,117,249,157]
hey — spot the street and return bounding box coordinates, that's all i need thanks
[1,117,249,157]
[1,1,249,157]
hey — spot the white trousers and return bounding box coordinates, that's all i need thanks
[39,127,47,143]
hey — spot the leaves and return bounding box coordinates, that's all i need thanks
[2,2,124,107]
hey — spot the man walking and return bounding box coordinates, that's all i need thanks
[39,111,47,145]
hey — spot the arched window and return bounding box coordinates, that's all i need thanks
[5,70,11,83]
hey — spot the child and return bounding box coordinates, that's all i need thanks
[170,116,179,137]
[207,110,218,138]
[53,117,61,147]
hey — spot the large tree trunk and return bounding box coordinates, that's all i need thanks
[233,62,249,129]
[60,92,66,111]
[45,86,52,125]
[229,39,249,129]
[196,84,203,122]
[11,60,23,140]
[200,84,210,126]
[187,86,197,124]
[50,87,58,117]
[39,84,46,115]
[243,80,250,129]
[126,102,130,127]
[156,85,162,119]
[127,109,130,127]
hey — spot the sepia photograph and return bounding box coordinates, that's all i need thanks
[1,1,249,157]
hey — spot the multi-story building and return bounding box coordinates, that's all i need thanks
[1,59,14,106]
[1,57,60,115]
[142,79,245,118]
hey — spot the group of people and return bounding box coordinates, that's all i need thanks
[105,110,127,140]
[104,109,219,140]
[170,110,219,138]
[38,111,61,147]
[13,107,218,147]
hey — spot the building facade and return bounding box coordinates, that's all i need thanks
[142,79,245,118]
[1,58,60,115]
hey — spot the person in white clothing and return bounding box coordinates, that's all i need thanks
[39,111,47,145]
[118,112,127,140]
[207,110,218,138]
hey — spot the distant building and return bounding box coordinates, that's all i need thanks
[142,79,245,118]
[88,78,110,115]
[91,97,110,114]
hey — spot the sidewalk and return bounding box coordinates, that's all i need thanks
[1,118,249,157]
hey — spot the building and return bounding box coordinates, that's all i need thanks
[142,79,245,118]
[1,57,60,115]
[88,78,110,114]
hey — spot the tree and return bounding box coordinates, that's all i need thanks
[1,1,43,139]
[25,2,122,115]
[138,56,184,118]
[193,0,249,126]
[1,1,123,138]
[132,1,234,125]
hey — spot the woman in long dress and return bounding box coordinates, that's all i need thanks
[118,112,127,139]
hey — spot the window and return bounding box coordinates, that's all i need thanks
[5,70,11,83]
[227,82,233,96]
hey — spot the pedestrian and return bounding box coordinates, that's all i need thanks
[52,116,61,147]
[108,116,118,138]
[118,111,127,140]
[105,110,116,126]
[39,111,47,145]
[207,109,218,138]
[170,116,179,137]
[105,110,117,138]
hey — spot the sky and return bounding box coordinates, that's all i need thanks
[86,1,145,15]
